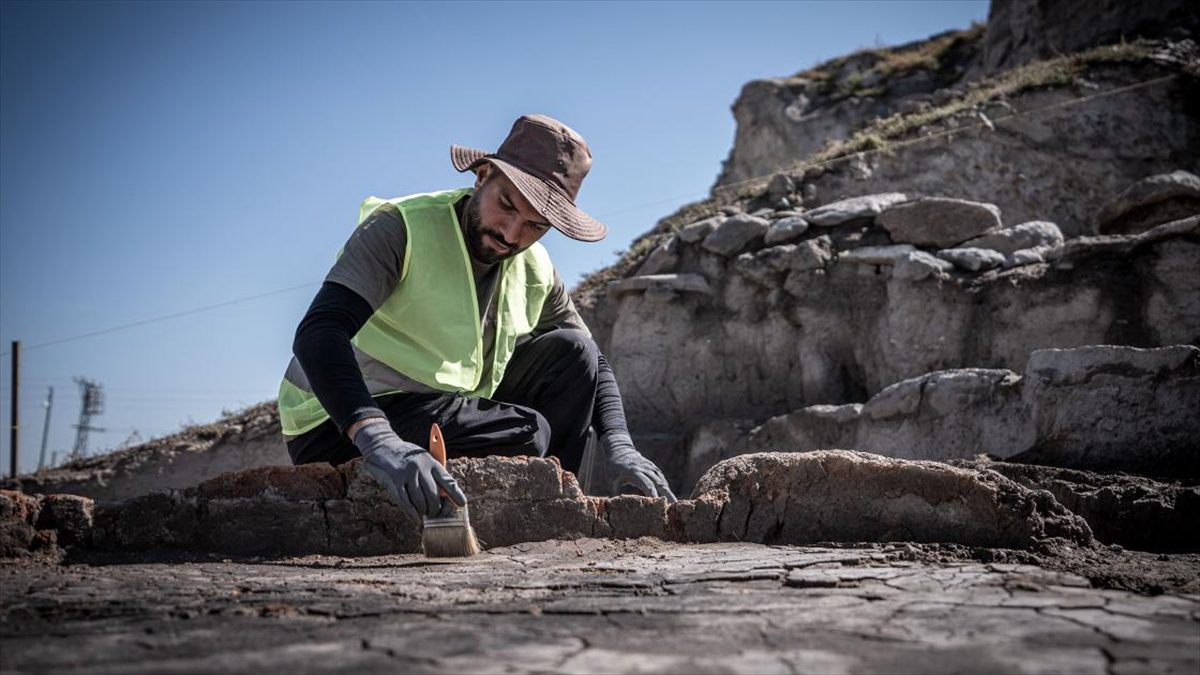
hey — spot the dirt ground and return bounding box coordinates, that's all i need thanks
[2,539,1196,674]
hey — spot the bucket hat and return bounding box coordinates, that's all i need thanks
[451,114,606,241]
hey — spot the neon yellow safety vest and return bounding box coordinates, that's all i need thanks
[277,188,554,436]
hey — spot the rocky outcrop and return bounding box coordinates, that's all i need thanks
[1095,170,1200,235]
[979,0,1198,74]
[694,345,1199,492]
[714,40,1197,239]
[0,449,1100,558]
[587,204,1199,477]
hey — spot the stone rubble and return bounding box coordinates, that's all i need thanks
[2,449,1104,560]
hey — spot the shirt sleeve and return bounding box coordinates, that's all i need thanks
[323,203,407,311]
[532,269,591,337]
[292,281,386,436]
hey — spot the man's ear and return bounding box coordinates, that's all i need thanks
[473,162,491,190]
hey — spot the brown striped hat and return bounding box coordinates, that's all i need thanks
[451,114,607,242]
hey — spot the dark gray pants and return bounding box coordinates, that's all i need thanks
[286,329,599,474]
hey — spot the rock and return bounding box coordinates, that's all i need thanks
[719,206,741,216]
[608,274,713,298]
[857,369,1034,461]
[763,216,809,245]
[690,451,1093,548]
[0,490,41,557]
[801,182,818,204]
[803,193,908,227]
[680,419,758,497]
[701,214,770,256]
[838,244,917,266]
[93,490,198,551]
[893,250,955,281]
[880,197,1003,248]
[957,220,1064,255]
[1016,345,1200,477]
[733,248,789,286]
[1096,170,1200,235]
[636,236,680,276]
[35,494,94,548]
[981,0,1198,73]
[677,216,724,244]
[790,235,833,271]
[953,459,1200,553]
[747,404,862,457]
[1004,245,1058,268]
[199,496,329,556]
[195,463,344,501]
[936,247,1006,272]
[766,173,796,203]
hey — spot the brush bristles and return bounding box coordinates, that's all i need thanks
[422,506,481,558]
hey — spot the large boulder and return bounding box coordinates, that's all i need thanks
[690,451,1093,549]
[1095,170,1200,235]
[802,193,908,227]
[1016,345,1200,477]
[879,197,1003,248]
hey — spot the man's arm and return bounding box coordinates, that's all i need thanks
[291,282,387,438]
[291,205,463,519]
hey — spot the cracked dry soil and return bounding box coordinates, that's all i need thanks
[2,539,1197,674]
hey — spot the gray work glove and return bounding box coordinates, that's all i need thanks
[602,432,677,503]
[353,420,467,521]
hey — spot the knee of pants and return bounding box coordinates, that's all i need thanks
[544,328,599,379]
[526,409,551,458]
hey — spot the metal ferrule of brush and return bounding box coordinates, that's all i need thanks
[423,504,471,529]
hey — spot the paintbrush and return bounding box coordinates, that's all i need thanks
[422,422,481,558]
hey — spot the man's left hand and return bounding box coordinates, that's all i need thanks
[602,433,678,503]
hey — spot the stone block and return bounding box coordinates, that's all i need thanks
[958,220,1063,255]
[839,244,917,266]
[692,450,1092,549]
[199,496,329,556]
[602,495,668,540]
[937,246,1006,271]
[678,216,724,244]
[196,463,344,501]
[880,197,1003,247]
[1018,345,1200,477]
[325,498,421,556]
[35,494,94,548]
[701,214,770,257]
[764,216,810,245]
[804,193,908,226]
[93,490,198,550]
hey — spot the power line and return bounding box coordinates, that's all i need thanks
[0,281,317,356]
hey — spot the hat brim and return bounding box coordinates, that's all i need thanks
[451,145,607,242]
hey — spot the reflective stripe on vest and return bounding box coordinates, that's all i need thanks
[277,189,554,436]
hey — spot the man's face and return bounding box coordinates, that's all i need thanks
[462,164,553,264]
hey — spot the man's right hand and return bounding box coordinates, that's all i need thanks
[351,419,468,521]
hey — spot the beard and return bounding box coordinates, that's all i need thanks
[462,192,517,265]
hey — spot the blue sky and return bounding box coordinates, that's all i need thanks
[0,0,988,474]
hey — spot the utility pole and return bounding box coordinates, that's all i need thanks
[38,387,54,472]
[8,340,18,479]
[70,377,105,461]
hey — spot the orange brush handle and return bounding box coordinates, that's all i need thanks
[429,423,448,498]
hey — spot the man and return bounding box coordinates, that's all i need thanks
[278,114,675,522]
